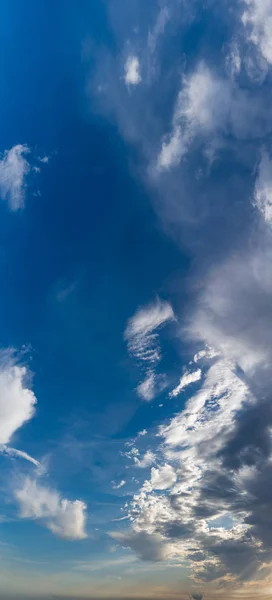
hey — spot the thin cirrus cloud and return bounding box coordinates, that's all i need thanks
[16,477,87,540]
[0,144,31,211]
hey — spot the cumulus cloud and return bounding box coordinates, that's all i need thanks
[0,352,37,444]
[254,150,272,225]
[16,478,87,540]
[0,145,30,211]
[124,55,141,86]
[125,297,174,364]
[242,0,272,66]
[169,369,202,398]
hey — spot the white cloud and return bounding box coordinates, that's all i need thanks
[0,145,30,211]
[16,478,87,540]
[124,56,141,86]
[169,369,202,398]
[0,353,36,444]
[242,0,272,66]
[254,150,272,225]
[124,297,174,364]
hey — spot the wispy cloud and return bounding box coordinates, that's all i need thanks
[16,478,87,540]
[125,297,174,364]
[169,369,202,398]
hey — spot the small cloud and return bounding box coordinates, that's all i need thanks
[124,55,142,86]
[0,144,30,211]
[137,429,147,437]
[112,480,126,490]
[38,155,50,164]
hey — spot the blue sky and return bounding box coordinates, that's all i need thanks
[0,1,272,599]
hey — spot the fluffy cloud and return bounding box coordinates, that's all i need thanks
[0,352,36,444]
[0,145,30,211]
[124,56,141,86]
[16,478,87,540]
[150,464,177,490]
[242,0,272,66]
[254,150,272,225]
[169,369,201,398]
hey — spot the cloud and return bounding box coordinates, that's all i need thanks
[254,150,272,225]
[125,297,174,364]
[16,478,87,540]
[169,369,202,398]
[137,370,167,401]
[0,445,40,467]
[112,480,126,490]
[242,0,272,66]
[112,530,168,561]
[137,370,156,401]
[0,352,37,444]
[0,145,30,211]
[124,55,141,86]
[150,464,177,490]
[157,62,266,171]
[134,450,155,469]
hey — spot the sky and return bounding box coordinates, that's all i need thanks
[0,0,272,599]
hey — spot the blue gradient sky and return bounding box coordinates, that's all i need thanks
[0,1,272,599]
